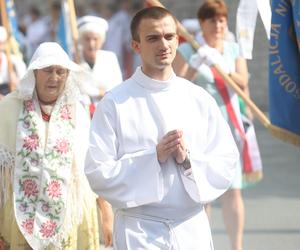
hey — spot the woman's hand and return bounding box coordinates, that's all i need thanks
[97,197,114,247]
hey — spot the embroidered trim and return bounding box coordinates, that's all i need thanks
[14,95,76,249]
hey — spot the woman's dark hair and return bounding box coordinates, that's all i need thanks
[197,0,228,21]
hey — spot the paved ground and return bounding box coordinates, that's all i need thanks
[210,121,300,250]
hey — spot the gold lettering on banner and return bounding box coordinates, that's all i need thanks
[270,54,281,66]
[285,81,297,93]
[269,38,279,55]
[274,61,285,75]
[269,39,278,48]
[271,24,281,39]
[275,0,289,17]
[270,19,300,100]
[278,73,291,86]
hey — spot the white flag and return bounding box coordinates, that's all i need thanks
[236,0,271,59]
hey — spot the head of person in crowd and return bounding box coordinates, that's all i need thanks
[18,42,82,104]
[50,0,61,20]
[0,26,8,52]
[130,6,178,80]
[197,0,228,44]
[29,5,42,22]
[46,1,61,42]
[78,16,108,65]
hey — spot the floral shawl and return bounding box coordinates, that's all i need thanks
[14,93,76,249]
[11,42,87,249]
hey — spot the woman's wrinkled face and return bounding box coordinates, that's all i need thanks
[200,15,227,41]
[80,32,104,62]
[35,65,69,104]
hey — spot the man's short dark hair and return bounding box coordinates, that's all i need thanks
[130,6,177,42]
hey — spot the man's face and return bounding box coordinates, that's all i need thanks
[132,15,178,75]
[80,32,104,62]
[35,66,68,104]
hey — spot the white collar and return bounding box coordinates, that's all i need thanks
[132,66,176,91]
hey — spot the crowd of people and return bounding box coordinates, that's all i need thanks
[0,1,262,250]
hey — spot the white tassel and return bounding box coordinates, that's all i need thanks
[60,159,84,244]
[0,144,15,208]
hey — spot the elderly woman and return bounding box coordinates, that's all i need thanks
[173,1,256,250]
[77,15,122,109]
[0,42,101,249]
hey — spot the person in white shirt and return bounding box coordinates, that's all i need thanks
[85,7,239,250]
[103,0,135,79]
[77,16,116,248]
[24,6,48,60]
[77,15,122,109]
[0,26,26,100]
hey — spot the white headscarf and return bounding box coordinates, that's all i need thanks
[18,42,84,101]
[77,15,108,39]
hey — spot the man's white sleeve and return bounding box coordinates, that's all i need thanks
[85,95,164,209]
[180,94,240,203]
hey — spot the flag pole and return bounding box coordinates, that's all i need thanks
[0,0,16,92]
[67,0,80,63]
[145,0,271,129]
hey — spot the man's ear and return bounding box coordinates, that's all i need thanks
[131,40,140,54]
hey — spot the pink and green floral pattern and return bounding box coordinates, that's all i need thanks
[14,97,75,248]
[60,105,72,120]
[54,138,70,154]
[47,180,62,199]
[21,218,34,234]
[22,179,39,198]
[40,220,57,238]
[23,134,39,152]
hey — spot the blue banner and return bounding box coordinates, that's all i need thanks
[269,0,300,145]
[56,0,73,57]
[57,7,69,54]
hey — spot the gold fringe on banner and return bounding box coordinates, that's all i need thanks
[269,124,300,147]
